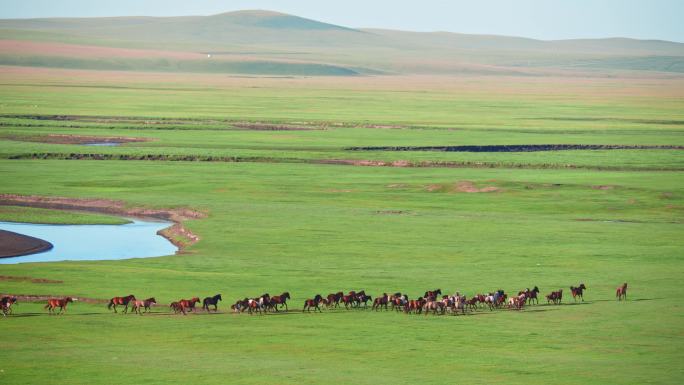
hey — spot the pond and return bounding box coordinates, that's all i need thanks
[0,219,178,264]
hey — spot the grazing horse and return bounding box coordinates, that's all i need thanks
[1,296,18,316]
[616,283,628,301]
[178,297,200,312]
[303,294,323,313]
[570,284,587,302]
[107,294,136,314]
[202,294,222,312]
[45,297,74,315]
[131,298,156,315]
[270,292,291,312]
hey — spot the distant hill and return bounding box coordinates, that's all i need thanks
[0,10,682,76]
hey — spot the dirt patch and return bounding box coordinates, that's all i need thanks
[424,181,500,193]
[591,185,616,190]
[325,189,356,193]
[0,275,62,284]
[386,183,409,189]
[375,210,408,215]
[0,230,53,258]
[0,194,205,250]
[455,181,500,193]
[1,133,151,145]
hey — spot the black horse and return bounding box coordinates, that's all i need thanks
[202,294,222,312]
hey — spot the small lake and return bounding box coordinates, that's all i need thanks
[0,219,178,264]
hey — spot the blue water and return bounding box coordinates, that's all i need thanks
[0,219,178,264]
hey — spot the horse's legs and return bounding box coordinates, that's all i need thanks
[284,302,288,312]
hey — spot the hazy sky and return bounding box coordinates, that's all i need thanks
[2,0,683,42]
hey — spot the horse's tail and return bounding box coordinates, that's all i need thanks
[44,302,50,309]
[107,300,113,310]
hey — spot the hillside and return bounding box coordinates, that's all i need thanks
[0,10,683,76]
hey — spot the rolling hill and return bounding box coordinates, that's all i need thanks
[0,10,683,76]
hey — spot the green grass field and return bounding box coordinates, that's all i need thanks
[0,68,683,384]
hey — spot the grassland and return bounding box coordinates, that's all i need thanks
[0,66,683,384]
[0,205,129,225]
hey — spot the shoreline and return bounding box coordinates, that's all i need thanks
[0,229,54,258]
[0,194,205,252]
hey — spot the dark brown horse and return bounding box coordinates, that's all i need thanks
[45,297,74,315]
[178,297,200,312]
[202,294,222,312]
[303,294,323,312]
[270,292,291,312]
[131,298,156,315]
[570,284,587,302]
[616,283,628,301]
[1,296,18,316]
[107,294,136,314]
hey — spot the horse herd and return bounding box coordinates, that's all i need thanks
[1,283,629,317]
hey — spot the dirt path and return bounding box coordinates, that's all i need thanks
[0,194,205,250]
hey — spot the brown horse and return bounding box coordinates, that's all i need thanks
[616,283,628,301]
[326,292,343,308]
[303,294,323,312]
[1,296,18,316]
[178,297,200,312]
[107,294,136,314]
[341,295,355,309]
[270,292,291,312]
[45,297,75,315]
[546,289,563,305]
[570,284,587,302]
[372,293,389,311]
[131,298,156,315]
[170,301,186,315]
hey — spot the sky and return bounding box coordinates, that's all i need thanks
[1,0,683,42]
